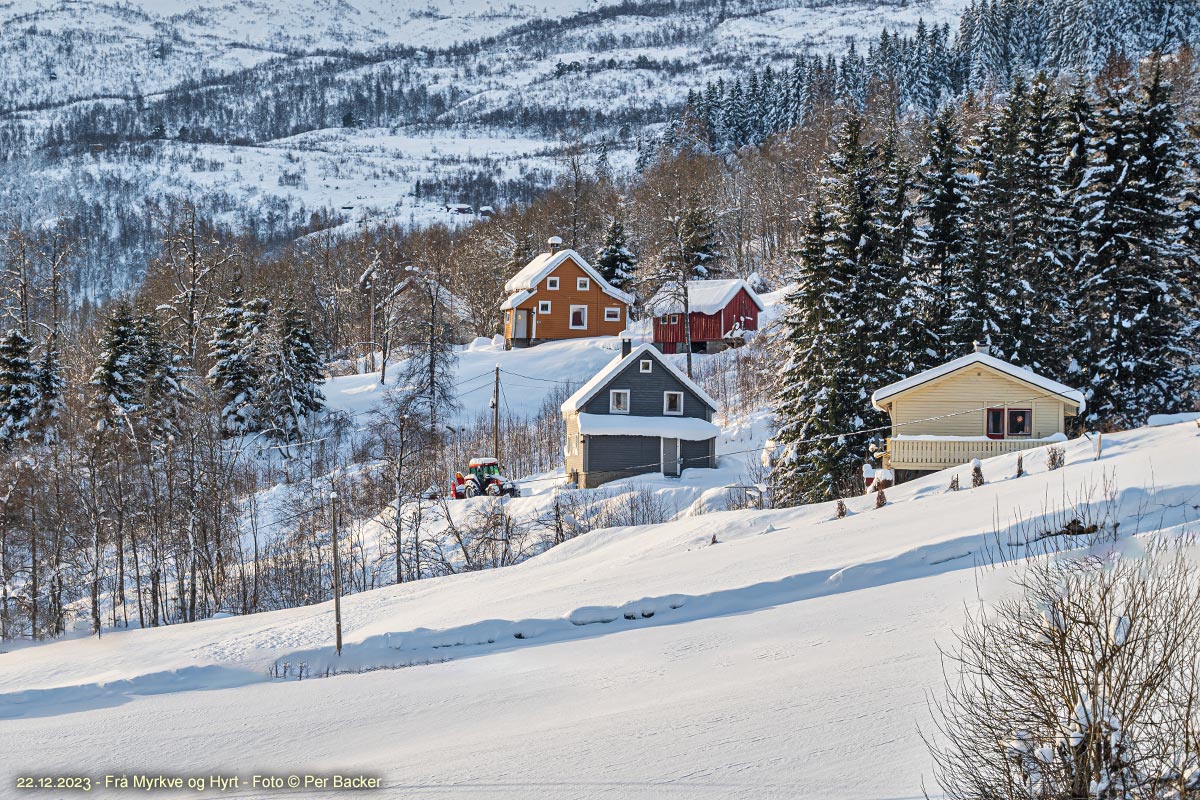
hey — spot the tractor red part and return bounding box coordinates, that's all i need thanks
[449,457,520,499]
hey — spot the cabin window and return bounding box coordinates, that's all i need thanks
[661,315,670,324]
[604,307,621,322]
[569,305,587,329]
[610,389,630,414]
[577,277,591,291]
[546,277,559,290]
[663,391,684,415]
[639,359,653,374]
[1007,408,1032,436]
[538,300,551,314]
[669,314,680,324]
[986,408,1004,440]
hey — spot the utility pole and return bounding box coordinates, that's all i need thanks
[492,364,501,461]
[330,490,343,657]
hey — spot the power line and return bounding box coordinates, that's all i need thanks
[506,389,1072,489]
[499,368,575,386]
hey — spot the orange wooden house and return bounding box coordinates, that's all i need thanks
[502,237,634,347]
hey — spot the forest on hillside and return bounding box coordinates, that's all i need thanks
[0,0,1197,642]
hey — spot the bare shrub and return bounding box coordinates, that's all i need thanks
[948,474,960,492]
[972,459,985,488]
[1047,445,1066,471]
[875,488,887,508]
[836,499,847,519]
[1015,453,1024,478]
[926,550,1200,800]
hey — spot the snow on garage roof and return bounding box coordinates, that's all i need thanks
[871,352,1086,412]
[562,343,719,414]
[504,248,634,304]
[575,412,720,440]
[646,279,765,316]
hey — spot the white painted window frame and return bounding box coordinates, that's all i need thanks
[604,306,621,322]
[639,359,653,374]
[546,277,560,290]
[577,277,590,291]
[569,304,588,330]
[663,391,684,416]
[609,389,631,415]
[538,300,551,315]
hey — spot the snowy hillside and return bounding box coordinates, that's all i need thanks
[3,416,1197,797]
[0,0,972,296]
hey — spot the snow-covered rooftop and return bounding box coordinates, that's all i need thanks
[576,412,720,440]
[871,352,1086,412]
[500,289,534,311]
[504,248,634,305]
[562,343,720,414]
[646,279,765,317]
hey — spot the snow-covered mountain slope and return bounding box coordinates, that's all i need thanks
[3,420,1197,797]
[0,0,971,296]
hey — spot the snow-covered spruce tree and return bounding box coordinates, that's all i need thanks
[1010,72,1074,375]
[258,304,325,443]
[207,286,261,435]
[948,77,1027,357]
[928,551,1200,800]
[914,108,970,358]
[0,329,38,449]
[1072,63,1196,429]
[773,115,884,506]
[680,200,723,279]
[874,121,940,376]
[31,336,64,446]
[594,218,637,292]
[135,311,188,440]
[89,300,146,429]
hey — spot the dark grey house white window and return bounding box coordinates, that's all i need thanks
[610,389,630,414]
[663,391,683,415]
[639,359,653,373]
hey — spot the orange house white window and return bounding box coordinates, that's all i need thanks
[569,305,587,330]
[604,307,621,322]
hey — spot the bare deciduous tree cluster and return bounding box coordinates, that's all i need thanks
[928,549,1200,799]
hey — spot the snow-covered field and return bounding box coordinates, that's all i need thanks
[3,413,1197,797]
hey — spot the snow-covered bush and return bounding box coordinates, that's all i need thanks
[926,549,1200,799]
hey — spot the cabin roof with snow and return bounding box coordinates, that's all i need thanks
[562,343,719,414]
[505,248,634,305]
[646,278,765,317]
[871,351,1085,412]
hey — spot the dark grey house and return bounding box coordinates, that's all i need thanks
[561,342,720,488]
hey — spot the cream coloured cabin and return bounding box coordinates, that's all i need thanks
[871,346,1084,479]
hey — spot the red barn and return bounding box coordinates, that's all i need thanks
[647,279,765,354]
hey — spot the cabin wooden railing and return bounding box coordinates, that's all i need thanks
[886,436,1064,471]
